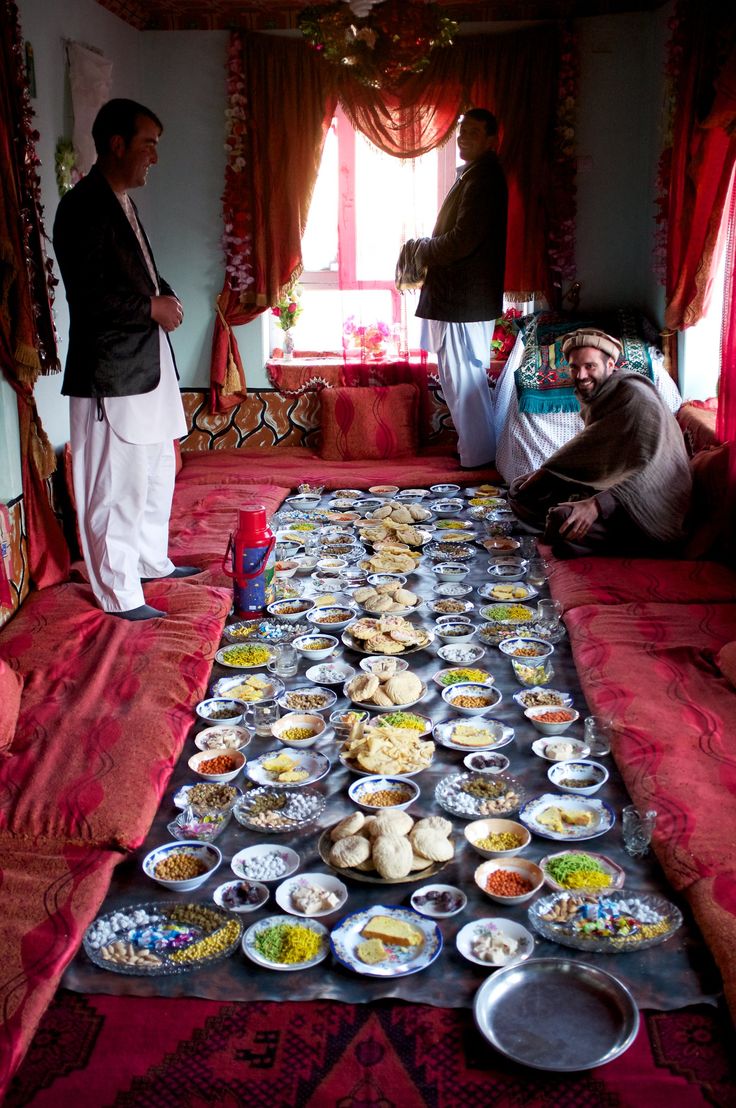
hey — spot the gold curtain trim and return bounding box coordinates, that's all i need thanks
[216,296,247,397]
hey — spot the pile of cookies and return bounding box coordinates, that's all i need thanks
[358,522,427,547]
[340,721,434,774]
[346,615,431,655]
[345,669,424,708]
[353,581,420,614]
[328,811,454,879]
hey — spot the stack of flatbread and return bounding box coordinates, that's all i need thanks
[353,580,420,614]
[328,812,453,879]
[345,669,424,708]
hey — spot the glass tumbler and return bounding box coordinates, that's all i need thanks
[267,644,299,679]
[526,558,548,589]
[253,699,280,738]
[584,714,612,756]
[536,599,563,635]
[622,806,657,857]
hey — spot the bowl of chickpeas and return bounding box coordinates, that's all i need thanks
[348,774,420,813]
[270,712,326,749]
[464,818,531,860]
[143,841,222,892]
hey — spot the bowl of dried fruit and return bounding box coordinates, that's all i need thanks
[267,598,316,623]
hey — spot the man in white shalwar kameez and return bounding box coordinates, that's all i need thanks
[54,99,198,619]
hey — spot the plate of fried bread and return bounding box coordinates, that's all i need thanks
[342,616,433,656]
[519,794,616,841]
[344,670,428,711]
[330,904,442,976]
[319,810,453,885]
[359,549,422,576]
[352,581,423,617]
[338,719,435,776]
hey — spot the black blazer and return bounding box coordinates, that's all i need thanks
[416,151,507,324]
[53,165,178,397]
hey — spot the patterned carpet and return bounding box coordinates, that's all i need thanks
[6,993,736,1107]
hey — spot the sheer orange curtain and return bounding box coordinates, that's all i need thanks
[212,27,563,407]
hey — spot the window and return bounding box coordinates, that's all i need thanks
[274,107,456,356]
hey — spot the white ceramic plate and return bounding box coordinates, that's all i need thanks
[477,582,538,603]
[246,749,331,788]
[211,673,284,704]
[213,879,269,914]
[243,914,329,970]
[305,662,356,685]
[456,918,534,968]
[274,873,349,918]
[519,794,616,841]
[330,905,442,977]
[513,687,573,710]
[531,738,591,762]
[230,844,299,883]
[433,718,515,753]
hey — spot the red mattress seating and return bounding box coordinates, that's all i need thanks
[177,445,500,490]
[547,555,736,613]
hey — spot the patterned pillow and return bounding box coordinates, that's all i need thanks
[319,385,419,461]
[0,660,23,753]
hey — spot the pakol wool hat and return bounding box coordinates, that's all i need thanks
[562,328,622,361]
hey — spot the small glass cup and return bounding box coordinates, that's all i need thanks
[253,699,280,737]
[526,558,548,589]
[536,599,563,635]
[584,715,612,756]
[303,533,321,557]
[267,644,299,678]
[622,806,657,858]
[518,535,538,559]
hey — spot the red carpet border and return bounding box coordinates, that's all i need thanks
[6,993,736,1107]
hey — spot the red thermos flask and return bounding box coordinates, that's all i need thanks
[221,504,276,619]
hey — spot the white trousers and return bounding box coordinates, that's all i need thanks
[70,400,177,612]
[422,319,496,467]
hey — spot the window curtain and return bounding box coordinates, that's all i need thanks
[211,27,566,409]
[211,34,338,410]
[1,0,69,589]
[664,8,736,331]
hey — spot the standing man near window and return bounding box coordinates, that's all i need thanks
[414,108,507,468]
[54,98,199,621]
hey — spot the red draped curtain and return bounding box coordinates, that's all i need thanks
[1,0,69,591]
[664,9,736,331]
[211,26,565,411]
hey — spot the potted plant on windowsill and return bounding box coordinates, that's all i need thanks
[272,285,303,359]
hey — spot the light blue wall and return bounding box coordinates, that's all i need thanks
[574,9,669,322]
[18,0,140,451]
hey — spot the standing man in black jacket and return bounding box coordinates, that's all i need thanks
[415,108,507,468]
[54,98,198,620]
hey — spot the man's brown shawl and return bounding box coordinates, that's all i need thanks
[542,371,692,542]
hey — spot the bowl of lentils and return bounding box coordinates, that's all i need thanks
[441,682,502,716]
[195,697,247,725]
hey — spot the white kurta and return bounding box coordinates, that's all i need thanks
[421,317,496,468]
[70,190,186,613]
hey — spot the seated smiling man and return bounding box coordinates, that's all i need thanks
[508,328,692,557]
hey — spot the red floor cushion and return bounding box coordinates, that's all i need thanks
[685,874,736,1023]
[547,554,736,613]
[168,481,291,560]
[0,844,120,1092]
[0,580,230,850]
[565,601,736,890]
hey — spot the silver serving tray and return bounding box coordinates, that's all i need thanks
[473,958,639,1071]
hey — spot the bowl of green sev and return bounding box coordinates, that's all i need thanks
[242,915,330,970]
[539,850,626,894]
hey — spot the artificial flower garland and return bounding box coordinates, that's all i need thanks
[221,31,254,297]
[546,23,579,293]
[298,0,457,91]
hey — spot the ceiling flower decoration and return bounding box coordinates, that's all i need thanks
[298,0,458,91]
